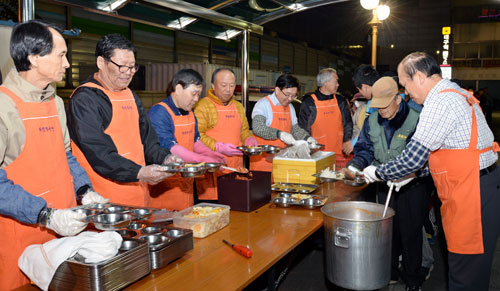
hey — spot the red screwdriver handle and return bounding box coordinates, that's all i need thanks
[233,244,253,258]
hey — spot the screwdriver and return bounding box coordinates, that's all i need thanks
[222,239,253,258]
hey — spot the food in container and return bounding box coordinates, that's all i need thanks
[173,203,230,238]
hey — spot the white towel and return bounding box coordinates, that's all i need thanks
[18,231,122,291]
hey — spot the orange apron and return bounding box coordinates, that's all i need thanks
[150,102,195,210]
[429,89,498,254]
[0,87,76,290]
[310,94,343,154]
[71,79,149,207]
[196,99,243,200]
[250,96,292,172]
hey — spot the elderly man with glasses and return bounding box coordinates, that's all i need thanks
[67,34,177,207]
[299,68,353,165]
[345,77,431,291]
[250,74,312,172]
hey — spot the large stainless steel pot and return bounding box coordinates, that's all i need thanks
[321,201,395,290]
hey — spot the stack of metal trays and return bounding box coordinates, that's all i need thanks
[49,238,150,291]
[124,222,194,270]
[270,182,319,193]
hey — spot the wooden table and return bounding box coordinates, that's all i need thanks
[18,182,364,291]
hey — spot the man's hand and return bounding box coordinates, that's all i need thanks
[342,141,353,155]
[46,209,88,236]
[306,137,321,149]
[215,142,243,157]
[363,165,381,183]
[137,165,174,185]
[81,190,109,205]
[279,132,296,145]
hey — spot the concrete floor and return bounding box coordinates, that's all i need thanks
[244,111,500,291]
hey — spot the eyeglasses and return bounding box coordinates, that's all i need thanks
[107,59,139,73]
[279,87,297,99]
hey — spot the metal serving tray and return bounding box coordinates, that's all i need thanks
[49,238,150,291]
[270,182,319,193]
[271,193,328,209]
[312,172,365,186]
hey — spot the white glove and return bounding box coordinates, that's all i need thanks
[279,131,296,145]
[306,137,320,149]
[387,175,416,192]
[163,154,184,165]
[363,165,381,183]
[81,190,109,205]
[47,209,88,237]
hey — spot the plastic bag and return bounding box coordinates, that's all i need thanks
[275,140,312,159]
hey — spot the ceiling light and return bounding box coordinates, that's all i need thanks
[166,17,197,30]
[100,0,128,12]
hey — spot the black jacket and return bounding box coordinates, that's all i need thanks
[67,75,170,182]
[298,90,353,142]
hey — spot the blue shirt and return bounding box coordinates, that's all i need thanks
[251,92,298,126]
[148,95,200,150]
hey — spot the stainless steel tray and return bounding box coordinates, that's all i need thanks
[270,182,319,193]
[271,193,328,209]
[49,238,150,291]
[149,226,194,270]
[312,172,365,186]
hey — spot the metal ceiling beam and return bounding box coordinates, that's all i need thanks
[253,0,349,25]
[142,0,263,35]
[209,0,243,11]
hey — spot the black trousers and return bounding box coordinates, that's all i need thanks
[376,176,433,286]
[448,165,500,291]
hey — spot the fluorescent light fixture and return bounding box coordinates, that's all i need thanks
[100,0,128,12]
[215,29,241,40]
[166,17,197,29]
[287,3,306,11]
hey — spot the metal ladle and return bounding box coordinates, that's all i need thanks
[382,182,394,218]
[221,166,249,174]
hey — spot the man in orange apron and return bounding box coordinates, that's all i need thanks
[149,69,226,210]
[0,21,105,290]
[193,68,257,201]
[251,74,313,172]
[299,68,353,165]
[67,34,176,208]
[363,52,500,291]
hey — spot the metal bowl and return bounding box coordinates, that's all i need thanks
[129,208,153,220]
[116,229,137,238]
[119,239,140,251]
[279,192,291,198]
[273,197,296,208]
[165,229,184,238]
[72,208,97,216]
[204,163,223,172]
[104,206,129,213]
[91,213,133,230]
[179,166,206,178]
[262,145,281,154]
[237,146,263,156]
[160,162,183,172]
[140,234,170,245]
[127,222,146,230]
[141,226,164,235]
[92,203,113,210]
[299,198,323,210]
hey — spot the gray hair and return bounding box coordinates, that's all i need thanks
[316,68,337,87]
[399,52,441,80]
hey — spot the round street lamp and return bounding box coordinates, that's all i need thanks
[361,1,390,68]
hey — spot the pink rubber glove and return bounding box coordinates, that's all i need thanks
[245,137,259,146]
[170,144,220,163]
[194,141,227,163]
[216,142,243,157]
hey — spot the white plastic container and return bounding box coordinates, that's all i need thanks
[173,203,230,238]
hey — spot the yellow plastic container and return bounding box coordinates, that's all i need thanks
[272,151,335,184]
